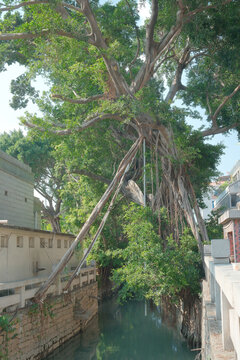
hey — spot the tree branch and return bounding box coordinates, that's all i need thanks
[51,93,105,104]
[185,51,208,65]
[212,84,240,122]
[0,1,83,14]
[185,0,232,20]
[24,113,123,135]
[165,43,190,102]
[72,169,111,185]
[146,0,158,56]
[124,0,141,78]
[131,0,233,94]
[0,0,131,97]
[0,1,49,11]
[0,29,88,42]
[206,93,214,121]
[201,123,238,137]
[131,5,184,93]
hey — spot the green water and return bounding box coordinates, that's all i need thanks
[45,299,196,360]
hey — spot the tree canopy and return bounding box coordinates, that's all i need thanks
[0,0,239,301]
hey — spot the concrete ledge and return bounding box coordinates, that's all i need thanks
[202,280,236,360]
[205,256,240,317]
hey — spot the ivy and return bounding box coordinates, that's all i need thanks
[0,314,18,360]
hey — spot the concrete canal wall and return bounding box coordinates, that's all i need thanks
[202,241,240,360]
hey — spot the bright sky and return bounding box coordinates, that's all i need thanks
[0,0,239,176]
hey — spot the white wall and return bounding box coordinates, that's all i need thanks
[0,169,35,228]
[0,226,78,282]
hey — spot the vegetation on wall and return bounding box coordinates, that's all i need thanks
[0,314,18,360]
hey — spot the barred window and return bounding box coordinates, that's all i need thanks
[17,236,23,248]
[48,238,53,248]
[57,239,61,248]
[64,240,68,248]
[1,235,8,248]
[29,237,35,248]
[40,238,46,248]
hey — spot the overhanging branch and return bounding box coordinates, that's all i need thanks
[201,123,238,137]
[0,1,83,14]
[212,84,240,122]
[24,113,123,135]
[0,29,88,42]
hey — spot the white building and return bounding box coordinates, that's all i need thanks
[0,150,41,228]
[214,162,240,213]
[200,176,230,220]
[0,150,79,294]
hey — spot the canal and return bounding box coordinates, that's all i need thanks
[45,299,196,360]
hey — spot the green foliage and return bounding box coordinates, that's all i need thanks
[0,314,18,360]
[0,315,16,334]
[205,210,223,241]
[111,204,202,304]
[28,302,55,319]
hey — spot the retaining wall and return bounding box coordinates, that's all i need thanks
[0,282,98,360]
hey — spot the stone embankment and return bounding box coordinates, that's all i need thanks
[0,282,98,360]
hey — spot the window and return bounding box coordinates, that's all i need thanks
[64,240,68,248]
[0,235,8,248]
[25,198,27,203]
[57,239,61,248]
[48,238,53,248]
[231,194,237,207]
[69,239,73,247]
[17,236,23,248]
[29,237,34,248]
[4,190,7,196]
[40,238,46,248]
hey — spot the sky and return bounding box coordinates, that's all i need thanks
[0,1,239,176]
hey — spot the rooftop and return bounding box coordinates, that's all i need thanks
[0,223,75,237]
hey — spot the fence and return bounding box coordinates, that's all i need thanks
[0,266,96,312]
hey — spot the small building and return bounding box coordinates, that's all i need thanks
[0,150,78,283]
[200,175,230,220]
[0,224,77,282]
[214,163,240,213]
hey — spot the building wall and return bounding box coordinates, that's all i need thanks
[0,282,98,360]
[0,150,36,229]
[201,190,215,220]
[0,225,78,282]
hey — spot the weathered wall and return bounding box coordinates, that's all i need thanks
[0,282,98,360]
[0,225,77,282]
[0,150,35,229]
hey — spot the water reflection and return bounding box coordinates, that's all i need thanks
[45,299,195,360]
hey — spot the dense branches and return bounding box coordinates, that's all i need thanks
[0,0,239,301]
